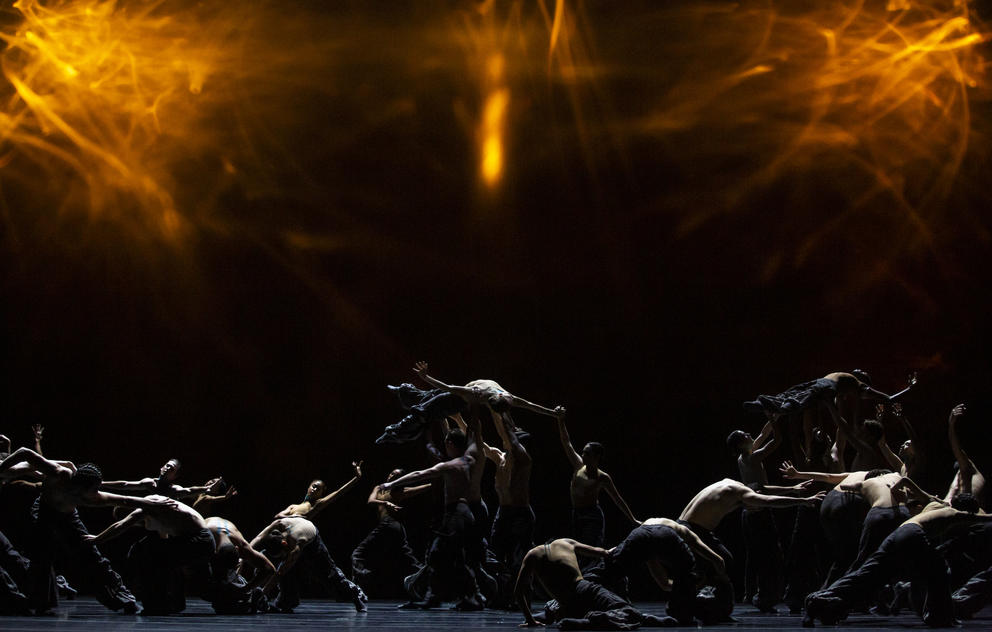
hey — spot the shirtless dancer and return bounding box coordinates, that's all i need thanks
[728,416,798,611]
[351,469,431,597]
[0,447,174,614]
[943,404,986,509]
[85,496,215,614]
[679,478,826,622]
[204,517,275,614]
[805,492,992,627]
[102,458,217,502]
[593,517,728,625]
[275,460,363,519]
[556,409,640,559]
[414,361,560,420]
[514,538,672,629]
[485,408,535,608]
[780,463,872,588]
[252,515,368,612]
[380,400,483,610]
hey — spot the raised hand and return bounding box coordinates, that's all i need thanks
[892,402,903,417]
[553,405,567,420]
[807,491,827,504]
[779,460,800,479]
[907,372,918,387]
[413,361,428,376]
[795,479,814,491]
[32,424,44,441]
[949,404,966,424]
[352,460,363,478]
[875,403,885,418]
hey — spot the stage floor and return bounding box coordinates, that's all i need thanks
[2,599,990,631]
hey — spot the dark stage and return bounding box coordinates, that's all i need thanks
[1,599,990,632]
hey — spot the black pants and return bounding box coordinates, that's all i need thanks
[742,507,783,609]
[491,505,535,603]
[953,565,992,619]
[677,520,734,623]
[28,501,135,613]
[128,528,214,614]
[424,500,478,600]
[557,579,672,630]
[351,516,421,598]
[849,506,910,573]
[808,524,952,626]
[784,502,826,610]
[819,490,868,588]
[0,529,30,614]
[275,534,362,610]
[609,523,697,623]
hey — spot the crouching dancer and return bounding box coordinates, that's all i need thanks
[0,447,170,615]
[514,538,675,629]
[252,516,368,612]
[204,517,275,614]
[85,496,214,614]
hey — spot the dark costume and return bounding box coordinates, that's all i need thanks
[490,504,535,606]
[127,527,214,614]
[744,378,838,415]
[351,515,421,598]
[273,532,365,611]
[376,384,466,445]
[27,498,137,614]
[818,489,869,588]
[0,529,30,614]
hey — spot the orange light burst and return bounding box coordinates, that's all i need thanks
[0,0,251,241]
[624,0,988,244]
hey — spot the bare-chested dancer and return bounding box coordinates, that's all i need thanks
[837,470,912,573]
[101,458,217,502]
[350,469,431,598]
[0,447,175,614]
[745,370,908,419]
[514,538,672,628]
[485,408,535,608]
[679,478,826,622]
[85,496,215,614]
[728,416,807,611]
[203,517,275,614]
[592,517,728,625]
[943,404,986,508]
[414,361,559,419]
[275,460,363,519]
[252,515,368,612]
[556,409,639,558]
[380,400,484,610]
[192,478,238,516]
[805,493,992,627]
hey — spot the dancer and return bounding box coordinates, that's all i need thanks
[101,458,218,502]
[514,538,673,629]
[414,361,560,418]
[943,404,986,508]
[252,515,368,612]
[380,404,483,610]
[275,460,363,519]
[350,469,430,598]
[84,496,214,614]
[0,447,173,614]
[556,409,640,553]
[805,492,992,627]
[204,517,274,614]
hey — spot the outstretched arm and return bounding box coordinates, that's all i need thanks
[308,461,363,518]
[600,473,640,525]
[891,476,943,505]
[0,447,71,480]
[367,485,402,513]
[778,460,851,485]
[506,394,560,418]
[451,413,501,462]
[825,399,875,455]
[84,509,145,545]
[742,489,826,510]
[494,410,531,464]
[893,403,923,470]
[380,459,461,491]
[100,477,158,493]
[412,361,479,400]
[751,418,781,462]
[555,411,582,470]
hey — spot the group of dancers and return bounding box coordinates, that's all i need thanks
[0,363,990,629]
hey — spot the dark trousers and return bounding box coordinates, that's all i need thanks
[28,501,135,613]
[784,503,826,610]
[953,565,992,619]
[849,506,910,573]
[819,490,868,588]
[491,505,535,604]
[0,529,30,614]
[425,500,478,600]
[677,520,734,623]
[275,534,361,610]
[612,524,697,623]
[350,516,420,598]
[128,528,214,614]
[810,524,953,626]
[571,505,605,548]
[742,507,783,609]
[557,578,671,629]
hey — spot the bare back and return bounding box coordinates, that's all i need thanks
[442,456,473,505]
[526,539,584,599]
[679,479,751,531]
[859,473,903,508]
